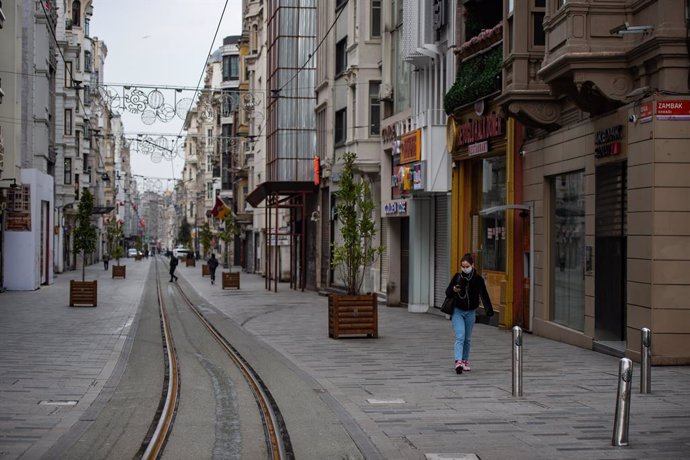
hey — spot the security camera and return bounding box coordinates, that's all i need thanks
[628,114,638,123]
[519,150,526,158]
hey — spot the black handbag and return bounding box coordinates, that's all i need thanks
[440,296,455,315]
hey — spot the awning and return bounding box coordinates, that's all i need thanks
[246,181,317,207]
[92,206,115,215]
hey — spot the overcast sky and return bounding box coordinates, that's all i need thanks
[90,0,242,187]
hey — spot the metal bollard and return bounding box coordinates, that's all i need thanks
[512,326,523,397]
[612,357,633,446]
[640,328,652,394]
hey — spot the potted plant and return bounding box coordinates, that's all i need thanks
[329,151,384,338]
[70,188,98,306]
[218,211,241,288]
[199,222,213,276]
[108,224,126,278]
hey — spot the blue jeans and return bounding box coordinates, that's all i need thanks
[452,308,476,362]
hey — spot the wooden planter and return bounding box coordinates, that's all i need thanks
[70,280,98,307]
[135,255,142,261]
[112,265,126,279]
[186,258,196,267]
[202,264,209,277]
[222,272,240,290]
[328,293,378,338]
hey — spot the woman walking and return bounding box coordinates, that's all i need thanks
[446,253,494,374]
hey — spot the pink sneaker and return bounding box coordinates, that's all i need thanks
[454,360,463,374]
[461,360,471,371]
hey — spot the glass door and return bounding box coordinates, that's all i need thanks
[551,171,585,331]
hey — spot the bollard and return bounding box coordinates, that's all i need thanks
[512,326,523,397]
[640,328,651,394]
[612,357,633,446]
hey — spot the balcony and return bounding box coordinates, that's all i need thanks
[536,2,643,115]
[445,45,502,115]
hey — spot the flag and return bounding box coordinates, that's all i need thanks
[210,196,230,220]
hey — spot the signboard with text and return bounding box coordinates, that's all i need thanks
[400,129,421,164]
[656,100,690,120]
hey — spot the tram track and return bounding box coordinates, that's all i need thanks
[138,258,293,460]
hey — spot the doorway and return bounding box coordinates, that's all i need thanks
[595,162,627,344]
[400,218,409,304]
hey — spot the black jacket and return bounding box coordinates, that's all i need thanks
[445,270,494,314]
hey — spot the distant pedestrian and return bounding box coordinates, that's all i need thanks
[103,254,110,270]
[446,253,494,374]
[169,254,179,282]
[207,253,219,285]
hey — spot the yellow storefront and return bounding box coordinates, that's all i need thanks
[447,104,525,329]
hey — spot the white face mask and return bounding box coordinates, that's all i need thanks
[462,266,472,275]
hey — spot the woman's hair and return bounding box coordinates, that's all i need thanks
[461,253,474,265]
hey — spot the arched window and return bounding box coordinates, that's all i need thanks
[72,1,81,27]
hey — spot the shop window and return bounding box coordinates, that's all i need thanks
[479,156,507,272]
[551,170,585,332]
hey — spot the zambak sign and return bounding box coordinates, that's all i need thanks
[656,100,690,120]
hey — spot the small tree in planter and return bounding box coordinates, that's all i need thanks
[329,151,384,338]
[218,211,240,269]
[107,223,126,278]
[74,189,98,281]
[109,225,125,265]
[70,188,98,306]
[199,222,213,259]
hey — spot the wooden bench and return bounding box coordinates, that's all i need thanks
[202,264,209,277]
[222,272,240,289]
[70,280,98,307]
[112,265,126,279]
[328,293,378,338]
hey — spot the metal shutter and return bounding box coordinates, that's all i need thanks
[434,194,450,307]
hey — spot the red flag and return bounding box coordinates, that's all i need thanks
[210,196,230,219]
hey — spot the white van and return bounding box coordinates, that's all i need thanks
[173,247,189,258]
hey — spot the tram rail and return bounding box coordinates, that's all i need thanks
[138,258,293,460]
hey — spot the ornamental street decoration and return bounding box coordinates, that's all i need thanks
[94,85,265,125]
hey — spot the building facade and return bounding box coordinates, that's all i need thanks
[0,0,58,290]
[444,0,690,363]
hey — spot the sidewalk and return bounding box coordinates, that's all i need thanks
[0,258,150,459]
[1,259,689,459]
[183,264,690,460]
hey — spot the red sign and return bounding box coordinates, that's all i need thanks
[468,141,488,156]
[656,100,690,120]
[639,102,653,119]
[454,113,503,147]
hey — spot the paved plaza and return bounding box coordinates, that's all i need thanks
[1,258,689,459]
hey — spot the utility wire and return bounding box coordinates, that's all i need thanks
[173,0,231,181]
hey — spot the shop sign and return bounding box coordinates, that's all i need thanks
[391,162,424,195]
[400,129,421,164]
[656,100,690,120]
[392,165,413,195]
[412,163,425,191]
[384,200,408,216]
[448,112,504,150]
[594,125,624,159]
[639,102,653,123]
[468,141,488,157]
[5,185,31,232]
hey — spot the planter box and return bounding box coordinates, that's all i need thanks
[328,293,378,338]
[112,265,126,279]
[135,255,142,261]
[202,264,209,277]
[70,280,98,307]
[222,272,240,290]
[185,258,196,267]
